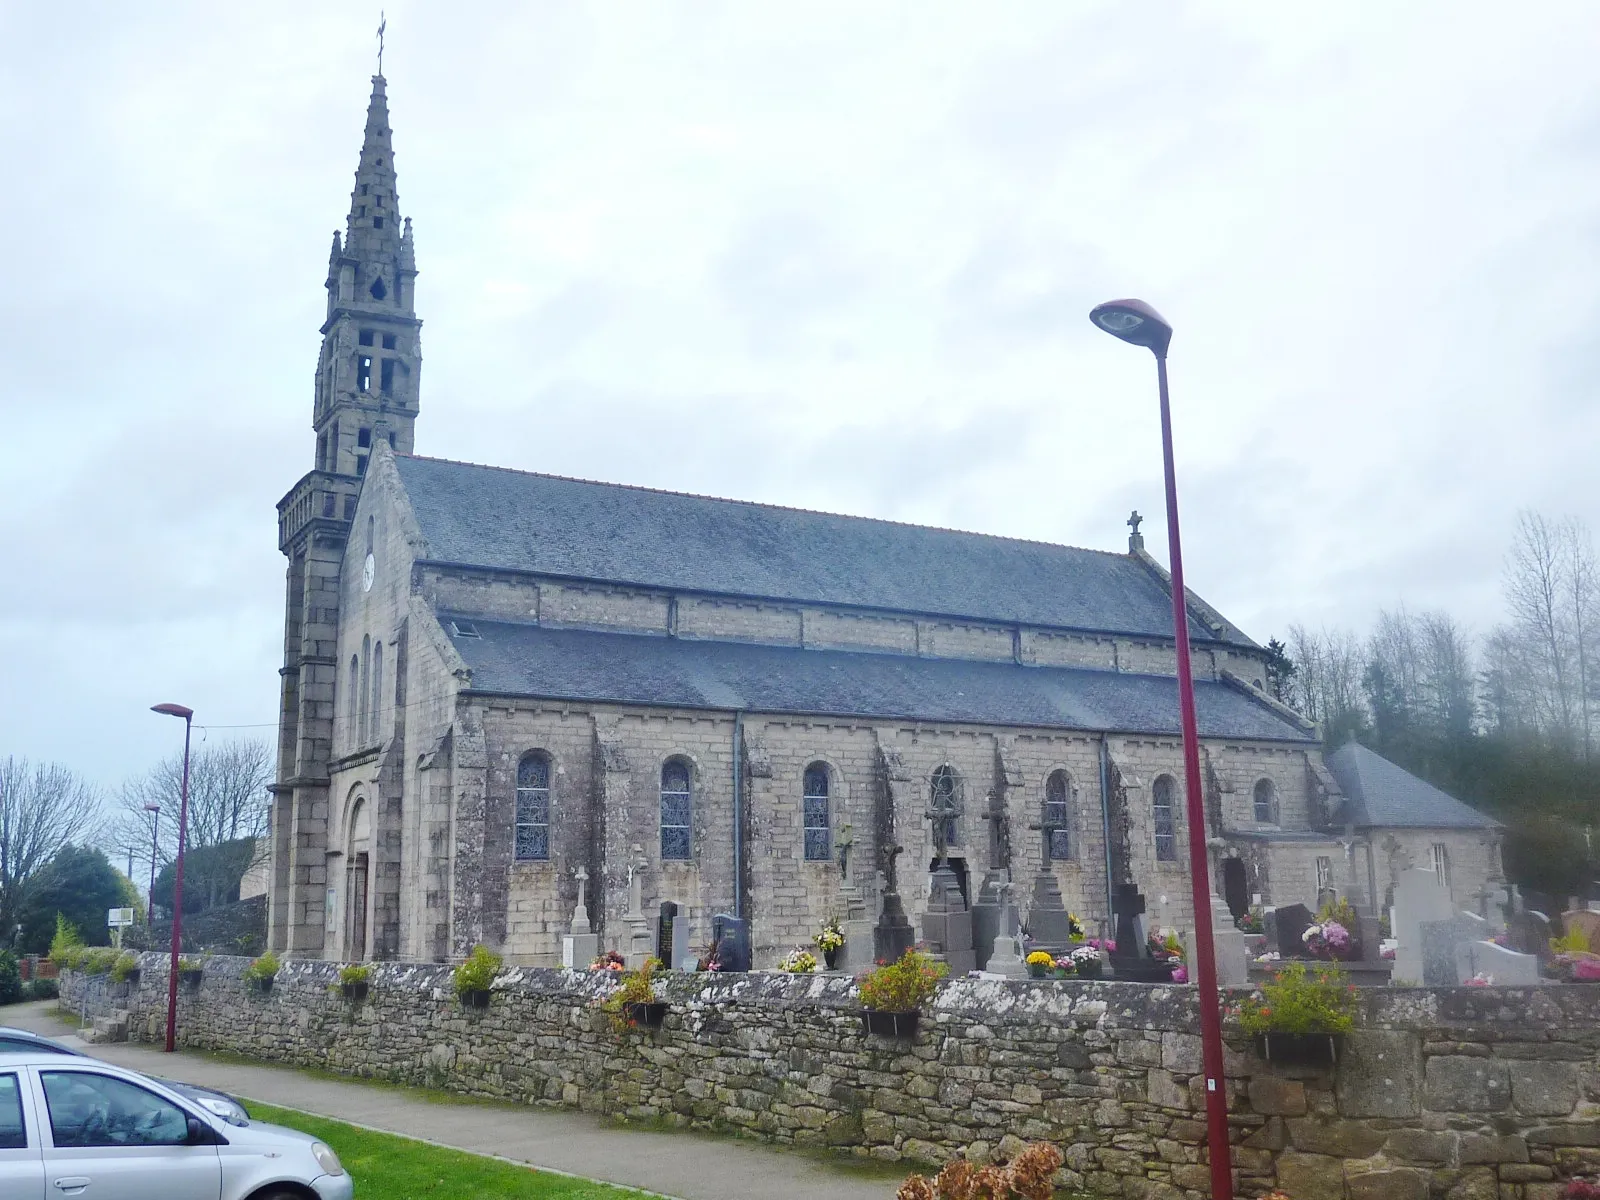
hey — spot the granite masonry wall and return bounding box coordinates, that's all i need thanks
[62,957,1600,1199]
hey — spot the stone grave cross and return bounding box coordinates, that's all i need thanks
[1027,799,1069,864]
[571,865,592,935]
[561,863,599,969]
[873,843,916,963]
[979,789,1011,871]
[925,783,962,867]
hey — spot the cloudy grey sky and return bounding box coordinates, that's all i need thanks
[3,3,1599,791]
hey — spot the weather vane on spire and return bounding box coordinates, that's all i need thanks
[376,12,387,76]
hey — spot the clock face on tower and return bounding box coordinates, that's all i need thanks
[362,552,375,593]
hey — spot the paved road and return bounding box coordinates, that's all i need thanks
[6,1002,898,1200]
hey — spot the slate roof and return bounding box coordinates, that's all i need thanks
[395,455,1253,645]
[1326,743,1499,830]
[442,616,1313,742]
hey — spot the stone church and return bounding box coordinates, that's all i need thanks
[267,74,1503,966]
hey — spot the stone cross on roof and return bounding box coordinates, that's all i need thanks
[1127,510,1145,553]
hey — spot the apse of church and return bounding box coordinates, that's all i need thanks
[268,73,1502,968]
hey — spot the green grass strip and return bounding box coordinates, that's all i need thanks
[242,1099,664,1200]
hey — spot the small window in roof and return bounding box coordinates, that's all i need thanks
[449,620,480,638]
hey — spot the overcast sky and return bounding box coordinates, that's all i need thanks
[3,3,1599,795]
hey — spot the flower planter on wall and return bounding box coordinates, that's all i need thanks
[823,947,841,971]
[623,1001,667,1029]
[461,988,491,1010]
[1255,1032,1342,1067]
[251,977,274,995]
[180,969,204,989]
[861,1010,919,1038]
[341,981,369,1003]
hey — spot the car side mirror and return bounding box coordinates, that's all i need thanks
[186,1116,221,1145]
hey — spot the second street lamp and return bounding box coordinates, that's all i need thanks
[1089,297,1233,1200]
[151,702,194,1054]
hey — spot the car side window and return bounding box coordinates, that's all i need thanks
[40,1071,189,1148]
[0,1073,26,1149]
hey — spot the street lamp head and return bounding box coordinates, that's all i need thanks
[1089,298,1172,357]
[150,703,194,720]
[143,803,161,814]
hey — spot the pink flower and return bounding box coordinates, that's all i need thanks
[1171,965,1188,983]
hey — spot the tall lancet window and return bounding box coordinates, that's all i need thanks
[1045,771,1072,861]
[660,760,692,861]
[515,753,551,862]
[803,765,831,862]
[1152,775,1178,862]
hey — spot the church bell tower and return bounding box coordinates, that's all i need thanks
[314,74,422,474]
[269,72,421,957]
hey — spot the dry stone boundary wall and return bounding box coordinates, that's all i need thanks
[61,956,1600,1199]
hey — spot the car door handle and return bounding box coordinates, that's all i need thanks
[52,1178,90,1195]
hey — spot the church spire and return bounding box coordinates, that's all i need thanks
[307,69,422,480]
[343,75,404,263]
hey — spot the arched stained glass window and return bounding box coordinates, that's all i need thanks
[803,765,830,861]
[515,753,551,861]
[661,760,692,861]
[1253,778,1276,824]
[931,765,960,846]
[1152,775,1178,862]
[1045,770,1071,861]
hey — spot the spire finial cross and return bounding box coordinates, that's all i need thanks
[1128,510,1142,537]
[376,12,387,76]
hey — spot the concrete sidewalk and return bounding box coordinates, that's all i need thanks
[6,1002,898,1200]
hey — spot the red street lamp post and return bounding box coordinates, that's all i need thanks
[143,803,161,923]
[1089,298,1233,1200]
[150,703,194,1054]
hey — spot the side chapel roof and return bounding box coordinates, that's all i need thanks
[1326,743,1500,830]
[394,454,1257,646]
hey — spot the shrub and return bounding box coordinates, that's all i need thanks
[49,916,84,968]
[896,1140,1063,1200]
[598,957,662,1032]
[1237,963,1358,1036]
[243,951,280,984]
[857,949,947,1013]
[109,952,140,983]
[0,952,21,1005]
[1317,896,1360,931]
[453,944,502,999]
[339,964,371,986]
[24,978,59,1001]
[80,947,118,976]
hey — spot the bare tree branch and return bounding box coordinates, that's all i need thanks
[0,757,102,935]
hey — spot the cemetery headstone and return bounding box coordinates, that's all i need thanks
[709,913,751,972]
[873,844,916,963]
[624,850,654,969]
[1391,866,1456,985]
[1420,915,1479,986]
[972,790,1012,970]
[982,880,1029,980]
[1456,938,1541,985]
[1108,884,1174,982]
[561,865,600,969]
[922,865,976,973]
[1274,903,1315,958]
[1209,893,1250,986]
[654,900,691,971]
[1507,909,1553,960]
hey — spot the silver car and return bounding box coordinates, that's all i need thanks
[0,1050,353,1199]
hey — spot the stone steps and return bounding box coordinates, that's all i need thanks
[82,1010,129,1044]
